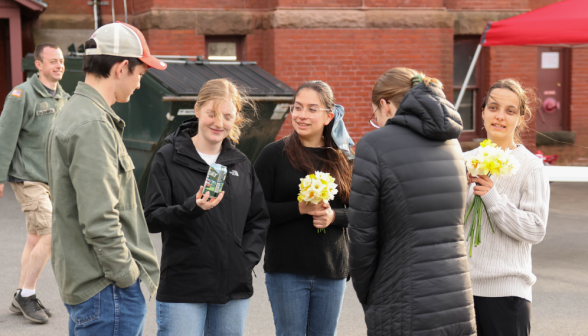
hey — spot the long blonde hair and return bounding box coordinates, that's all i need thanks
[195,79,255,143]
[372,67,443,108]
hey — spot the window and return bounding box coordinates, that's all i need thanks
[453,36,484,133]
[205,36,245,61]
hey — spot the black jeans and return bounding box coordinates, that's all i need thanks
[474,296,531,336]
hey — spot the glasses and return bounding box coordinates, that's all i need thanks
[369,100,391,129]
[289,105,330,119]
[370,106,380,129]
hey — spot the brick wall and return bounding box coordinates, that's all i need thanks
[44,0,129,15]
[270,28,454,141]
[246,30,266,70]
[276,0,360,7]
[247,0,278,9]
[365,0,443,7]
[147,0,264,9]
[143,30,205,55]
[133,0,448,9]
[529,0,563,10]
[132,0,155,13]
[444,0,529,10]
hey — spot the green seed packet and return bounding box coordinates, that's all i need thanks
[203,163,227,198]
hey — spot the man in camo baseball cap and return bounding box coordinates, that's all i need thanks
[47,21,163,335]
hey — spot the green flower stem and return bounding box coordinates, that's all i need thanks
[482,201,495,234]
[464,196,476,227]
[466,194,496,257]
[467,196,481,257]
[475,200,483,247]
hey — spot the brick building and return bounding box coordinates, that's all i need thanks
[2,0,586,164]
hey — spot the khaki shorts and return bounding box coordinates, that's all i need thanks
[10,181,52,236]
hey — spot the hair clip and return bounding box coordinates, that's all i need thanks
[411,74,423,87]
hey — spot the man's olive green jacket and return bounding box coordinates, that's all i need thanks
[0,74,69,184]
[47,82,159,305]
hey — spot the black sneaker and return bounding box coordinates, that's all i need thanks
[13,293,49,324]
[9,290,52,317]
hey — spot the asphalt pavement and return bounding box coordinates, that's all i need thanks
[0,182,586,335]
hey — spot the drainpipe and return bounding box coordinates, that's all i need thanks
[93,1,98,29]
[124,0,128,23]
[111,0,115,22]
[91,1,103,29]
[96,1,102,27]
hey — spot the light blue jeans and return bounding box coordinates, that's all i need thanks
[64,280,146,336]
[265,273,346,336]
[156,299,250,336]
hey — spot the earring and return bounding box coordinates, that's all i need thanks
[481,126,484,130]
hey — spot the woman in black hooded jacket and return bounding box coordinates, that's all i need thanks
[348,68,477,335]
[144,79,270,335]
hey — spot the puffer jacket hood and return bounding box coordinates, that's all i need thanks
[389,82,463,141]
[164,117,197,144]
[165,117,248,167]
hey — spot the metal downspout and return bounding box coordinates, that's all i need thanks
[124,0,128,23]
[93,1,98,29]
[96,1,103,28]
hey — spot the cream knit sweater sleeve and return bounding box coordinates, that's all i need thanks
[481,166,549,244]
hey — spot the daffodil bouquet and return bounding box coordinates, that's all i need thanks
[465,140,520,257]
[298,171,338,233]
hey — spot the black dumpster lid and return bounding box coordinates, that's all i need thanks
[147,61,295,97]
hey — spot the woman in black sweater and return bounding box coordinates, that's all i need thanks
[254,80,354,336]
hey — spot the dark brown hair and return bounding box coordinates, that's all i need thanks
[482,78,537,144]
[284,80,353,203]
[82,39,142,78]
[34,43,61,62]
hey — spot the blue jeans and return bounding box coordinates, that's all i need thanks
[265,273,346,336]
[156,299,250,336]
[64,280,146,336]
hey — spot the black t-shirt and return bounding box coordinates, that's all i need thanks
[43,84,56,97]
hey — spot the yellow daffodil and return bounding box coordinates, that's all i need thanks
[297,171,339,233]
[465,139,521,257]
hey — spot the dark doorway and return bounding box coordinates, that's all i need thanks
[536,47,570,132]
[0,19,11,104]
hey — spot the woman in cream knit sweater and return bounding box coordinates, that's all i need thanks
[464,79,550,336]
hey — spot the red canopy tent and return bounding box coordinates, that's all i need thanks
[455,0,588,109]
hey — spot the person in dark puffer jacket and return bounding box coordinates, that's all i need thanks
[349,67,477,336]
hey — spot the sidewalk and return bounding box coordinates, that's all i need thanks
[0,183,586,335]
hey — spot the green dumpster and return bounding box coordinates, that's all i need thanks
[22,55,294,201]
